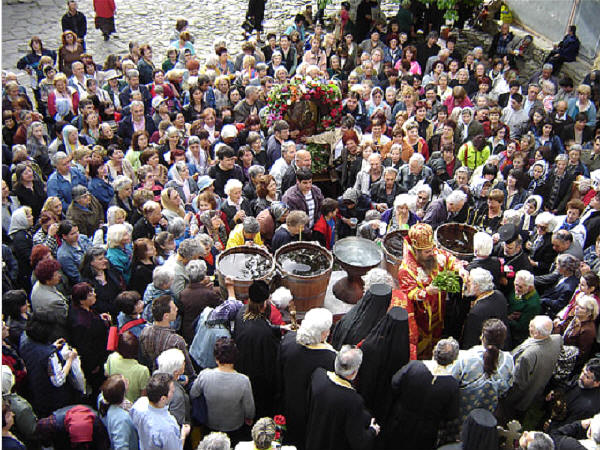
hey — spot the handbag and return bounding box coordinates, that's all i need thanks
[191,391,209,425]
[106,318,146,351]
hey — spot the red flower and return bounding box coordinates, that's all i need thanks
[274,415,286,426]
[275,431,281,440]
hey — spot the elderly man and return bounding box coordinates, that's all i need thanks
[306,345,380,450]
[68,61,88,100]
[423,189,468,230]
[47,152,88,212]
[398,223,464,358]
[280,308,336,448]
[117,99,157,148]
[501,316,562,420]
[461,267,510,349]
[539,254,580,317]
[132,200,167,240]
[396,153,432,193]
[233,85,264,124]
[354,153,384,195]
[280,147,311,195]
[66,185,103,237]
[508,270,541,346]
[118,69,152,110]
[226,216,264,249]
[163,238,204,301]
[552,229,583,261]
[383,338,460,449]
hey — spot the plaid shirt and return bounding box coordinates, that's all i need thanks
[139,325,196,377]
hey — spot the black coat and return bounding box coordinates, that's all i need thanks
[582,210,600,249]
[117,114,157,149]
[61,11,87,39]
[461,290,510,350]
[13,180,46,221]
[280,332,336,449]
[118,84,152,112]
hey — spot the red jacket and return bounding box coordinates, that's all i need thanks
[93,0,115,18]
[313,215,333,250]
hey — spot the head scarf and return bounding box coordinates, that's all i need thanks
[61,124,79,155]
[8,207,31,236]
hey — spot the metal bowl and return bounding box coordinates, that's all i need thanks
[333,237,383,268]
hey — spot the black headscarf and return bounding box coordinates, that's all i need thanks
[357,306,410,422]
[461,409,498,450]
[330,283,391,350]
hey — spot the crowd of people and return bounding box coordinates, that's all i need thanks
[2,0,600,448]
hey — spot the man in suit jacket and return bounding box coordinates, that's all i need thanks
[119,69,152,111]
[117,100,157,148]
[561,113,595,147]
[501,315,562,419]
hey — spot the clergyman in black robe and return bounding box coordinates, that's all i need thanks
[330,283,391,350]
[233,281,282,419]
[279,309,336,449]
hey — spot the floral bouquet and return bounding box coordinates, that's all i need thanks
[273,414,287,443]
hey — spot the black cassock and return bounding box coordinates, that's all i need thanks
[330,284,391,350]
[306,367,377,450]
[461,290,511,350]
[233,306,281,419]
[279,332,336,449]
[382,360,459,450]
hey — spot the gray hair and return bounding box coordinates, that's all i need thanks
[156,348,185,376]
[556,253,579,275]
[281,140,296,155]
[394,193,415,209]
[335,345,363,378]
[433,337,459,366]
[175,161,188,174]
[178,238,203,260]
[52,151,69,166]
[152,265,174,289]
[515,270,535,288]
[167,217,186,239]
[245,85,260,97]
[409,153,425,165]
[415,184,432,199]
[126,69,139,79]
[197,432,231,450]
[362,268,393,292]
[446,189,467,206]
[188,135,200,146]
[196,233,214,250]
[224,178,243,196]
[555,154,568,162]
[526,432,555,450]
[106,224,130,249]
[383,166,398,177]
[469,267,495,292]
[473,231,493,257]
[530,315,553,338]
[167,126,181,139]
[296,308,333,346]
[242,216,260,234]
[502,209,522,226]
[186,259,207,283]
[248,165,265,180]
[107,206,127,226]
[113,175,132,192]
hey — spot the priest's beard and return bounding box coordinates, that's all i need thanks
[415,250,436,274]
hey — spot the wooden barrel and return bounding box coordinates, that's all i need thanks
[275,242,334,313]
[216,246,275,301]
[434,223,477,260]
[381,230,405,280]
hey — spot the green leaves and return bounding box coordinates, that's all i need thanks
[432,269,461,293]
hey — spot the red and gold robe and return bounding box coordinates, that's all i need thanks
[397,244,459,359]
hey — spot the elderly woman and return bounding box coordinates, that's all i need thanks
[554,294,598,365]
[507,270,541,345]
[156,348,190,426]
[186,135,210,177]
[354,153,384,195]
[236,417,289,450]
[540,254,581,317]
[160,187,186,222]
[25,121,52,178]
[221,179,253,230]
[106,224,133,285]
[30,259,69,341]
[527,211,558,275]
[166,161,199,209]
[382,193,419,233]
[180,260,221,344]
[66,185,104,237]
[19,313,82,417]
[190,338,255,442]
[68,282,110,395]
[109,175,134,222]
[8,206,35,290]
[142,265,175,322]
[88,160,114,213]
[80,246,125,316]
[451,319,514,437]
[104,331,150,403]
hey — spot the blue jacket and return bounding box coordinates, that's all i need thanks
[557,34,580,61]
[47,168,88,212]
[57,235,91,284]
[88,177,115,212]
[540,275,579,316]
[567,98,597,128]
[100,404,139,450]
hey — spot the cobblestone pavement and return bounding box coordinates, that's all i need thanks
[3,0,398,75]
